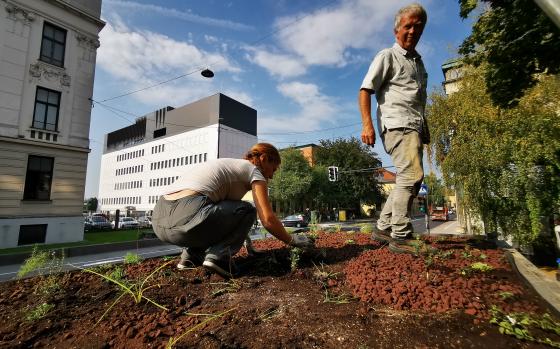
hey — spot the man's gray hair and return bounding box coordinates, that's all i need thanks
[394,3,427,32]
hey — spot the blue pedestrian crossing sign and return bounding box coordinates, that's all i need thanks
[418,183,428,197]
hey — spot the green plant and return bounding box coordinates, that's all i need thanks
[312,262,339,283]
[17,245,51,278]
[461,262,493,277]
[210,279,243,297]
[345,239,356,245]
[290,247,302,272]
[77,260,173,325]
[323,289,354,304]
[25,302,54,322]
[258,307,281,322]
[359,223,374,234]
[166,308,236,348]
[489,306,560,347]
[334,224,343,232]
[123,252,142,264]
[498,291,515,300]
[470,262,493,272]
[105,266,127,285]
[161,255,175,261]
[36,275,61,296]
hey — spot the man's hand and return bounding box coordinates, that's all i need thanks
[290,234,314,249]
[361,124,376,146]
[359,89,375,146]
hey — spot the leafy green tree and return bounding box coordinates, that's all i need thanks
[269,147,313,214]
[86,197,98,213]
[314,137,383,212]
[428,65,560,244]
[423,173,446,207]
[458,0,560,108]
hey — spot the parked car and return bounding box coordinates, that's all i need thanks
[430,207,449,221]
[281,214,309,228]
[84,216,112,231]
[111,217,140,229]
[137,216,152,228]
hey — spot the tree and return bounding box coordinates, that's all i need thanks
[427,64,560,244]
[86,197,98,213]
[423,173,446,207]
[314,137,384,212]
[269,147,313,215]
[458,0,560,108]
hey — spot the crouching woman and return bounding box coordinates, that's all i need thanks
[151,143,313,278]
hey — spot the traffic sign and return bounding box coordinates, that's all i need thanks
[418,183,428,196]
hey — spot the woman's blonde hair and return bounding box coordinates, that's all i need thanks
[244,143,281,167]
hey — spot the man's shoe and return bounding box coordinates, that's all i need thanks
[177,248,204,270]
[203,257,238,279]
[371,226,393,244]
[389,240,437,256]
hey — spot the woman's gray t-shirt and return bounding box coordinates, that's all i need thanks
[166,158,266,202]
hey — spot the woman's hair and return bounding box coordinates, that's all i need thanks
[244,143,281,166]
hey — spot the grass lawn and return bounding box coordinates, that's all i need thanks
[0,228,155,255]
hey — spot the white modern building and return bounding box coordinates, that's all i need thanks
[0,0,104,248]
[98,93,258,216]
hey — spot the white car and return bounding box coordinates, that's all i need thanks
[112,217,140,229]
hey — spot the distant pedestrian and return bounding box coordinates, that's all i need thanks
[359,3,431,254]
[151,143,313,278]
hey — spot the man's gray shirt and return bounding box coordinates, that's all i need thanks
[360,43,428,133]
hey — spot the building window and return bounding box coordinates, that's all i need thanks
[40,22,66,67]
[18,224,48,245]
[23,155,54,200]
[33,87,61,131]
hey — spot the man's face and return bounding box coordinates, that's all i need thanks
[395,12,425,52]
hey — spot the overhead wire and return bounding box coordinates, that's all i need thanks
[95,0,341,103]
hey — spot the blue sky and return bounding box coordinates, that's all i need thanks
[84,0,473,198]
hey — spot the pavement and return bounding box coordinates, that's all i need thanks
[1,218,558,316]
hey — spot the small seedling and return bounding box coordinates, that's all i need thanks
[210,279,243,297]
[17,245,50,278]
[161,255,175,261]
[345,239,356,245]
[312,262,339,283]
[498,291,515,300]
[323,289,354,304]
[166,308,237,349]
[25,302,54,322]
[359,223,374,234]
[461,262,493,276]
[290,247,302,272]
[77,260,173,325]
[259,307,281,322]
[123,252,142,264]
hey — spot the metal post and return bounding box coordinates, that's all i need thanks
[534,0,560,28]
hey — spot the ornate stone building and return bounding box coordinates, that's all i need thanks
[0,0,104,248]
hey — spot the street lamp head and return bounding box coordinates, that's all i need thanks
[201,68,214,78]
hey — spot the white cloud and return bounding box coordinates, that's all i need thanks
[245,0,418,78]
[245,48,307,79]
[256,81,338,133]
[96,22,242,105]
[104,0,254,31]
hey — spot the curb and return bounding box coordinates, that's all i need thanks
[504,248,560,318]
[0,239,170,266]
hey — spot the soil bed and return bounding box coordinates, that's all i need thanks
[0,231,559,348]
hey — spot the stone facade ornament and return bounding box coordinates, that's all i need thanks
[4,2,35,24]
[76,33,100,50]
[29,62,71,88]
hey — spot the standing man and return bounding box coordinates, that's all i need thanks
[359,3,430,254]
